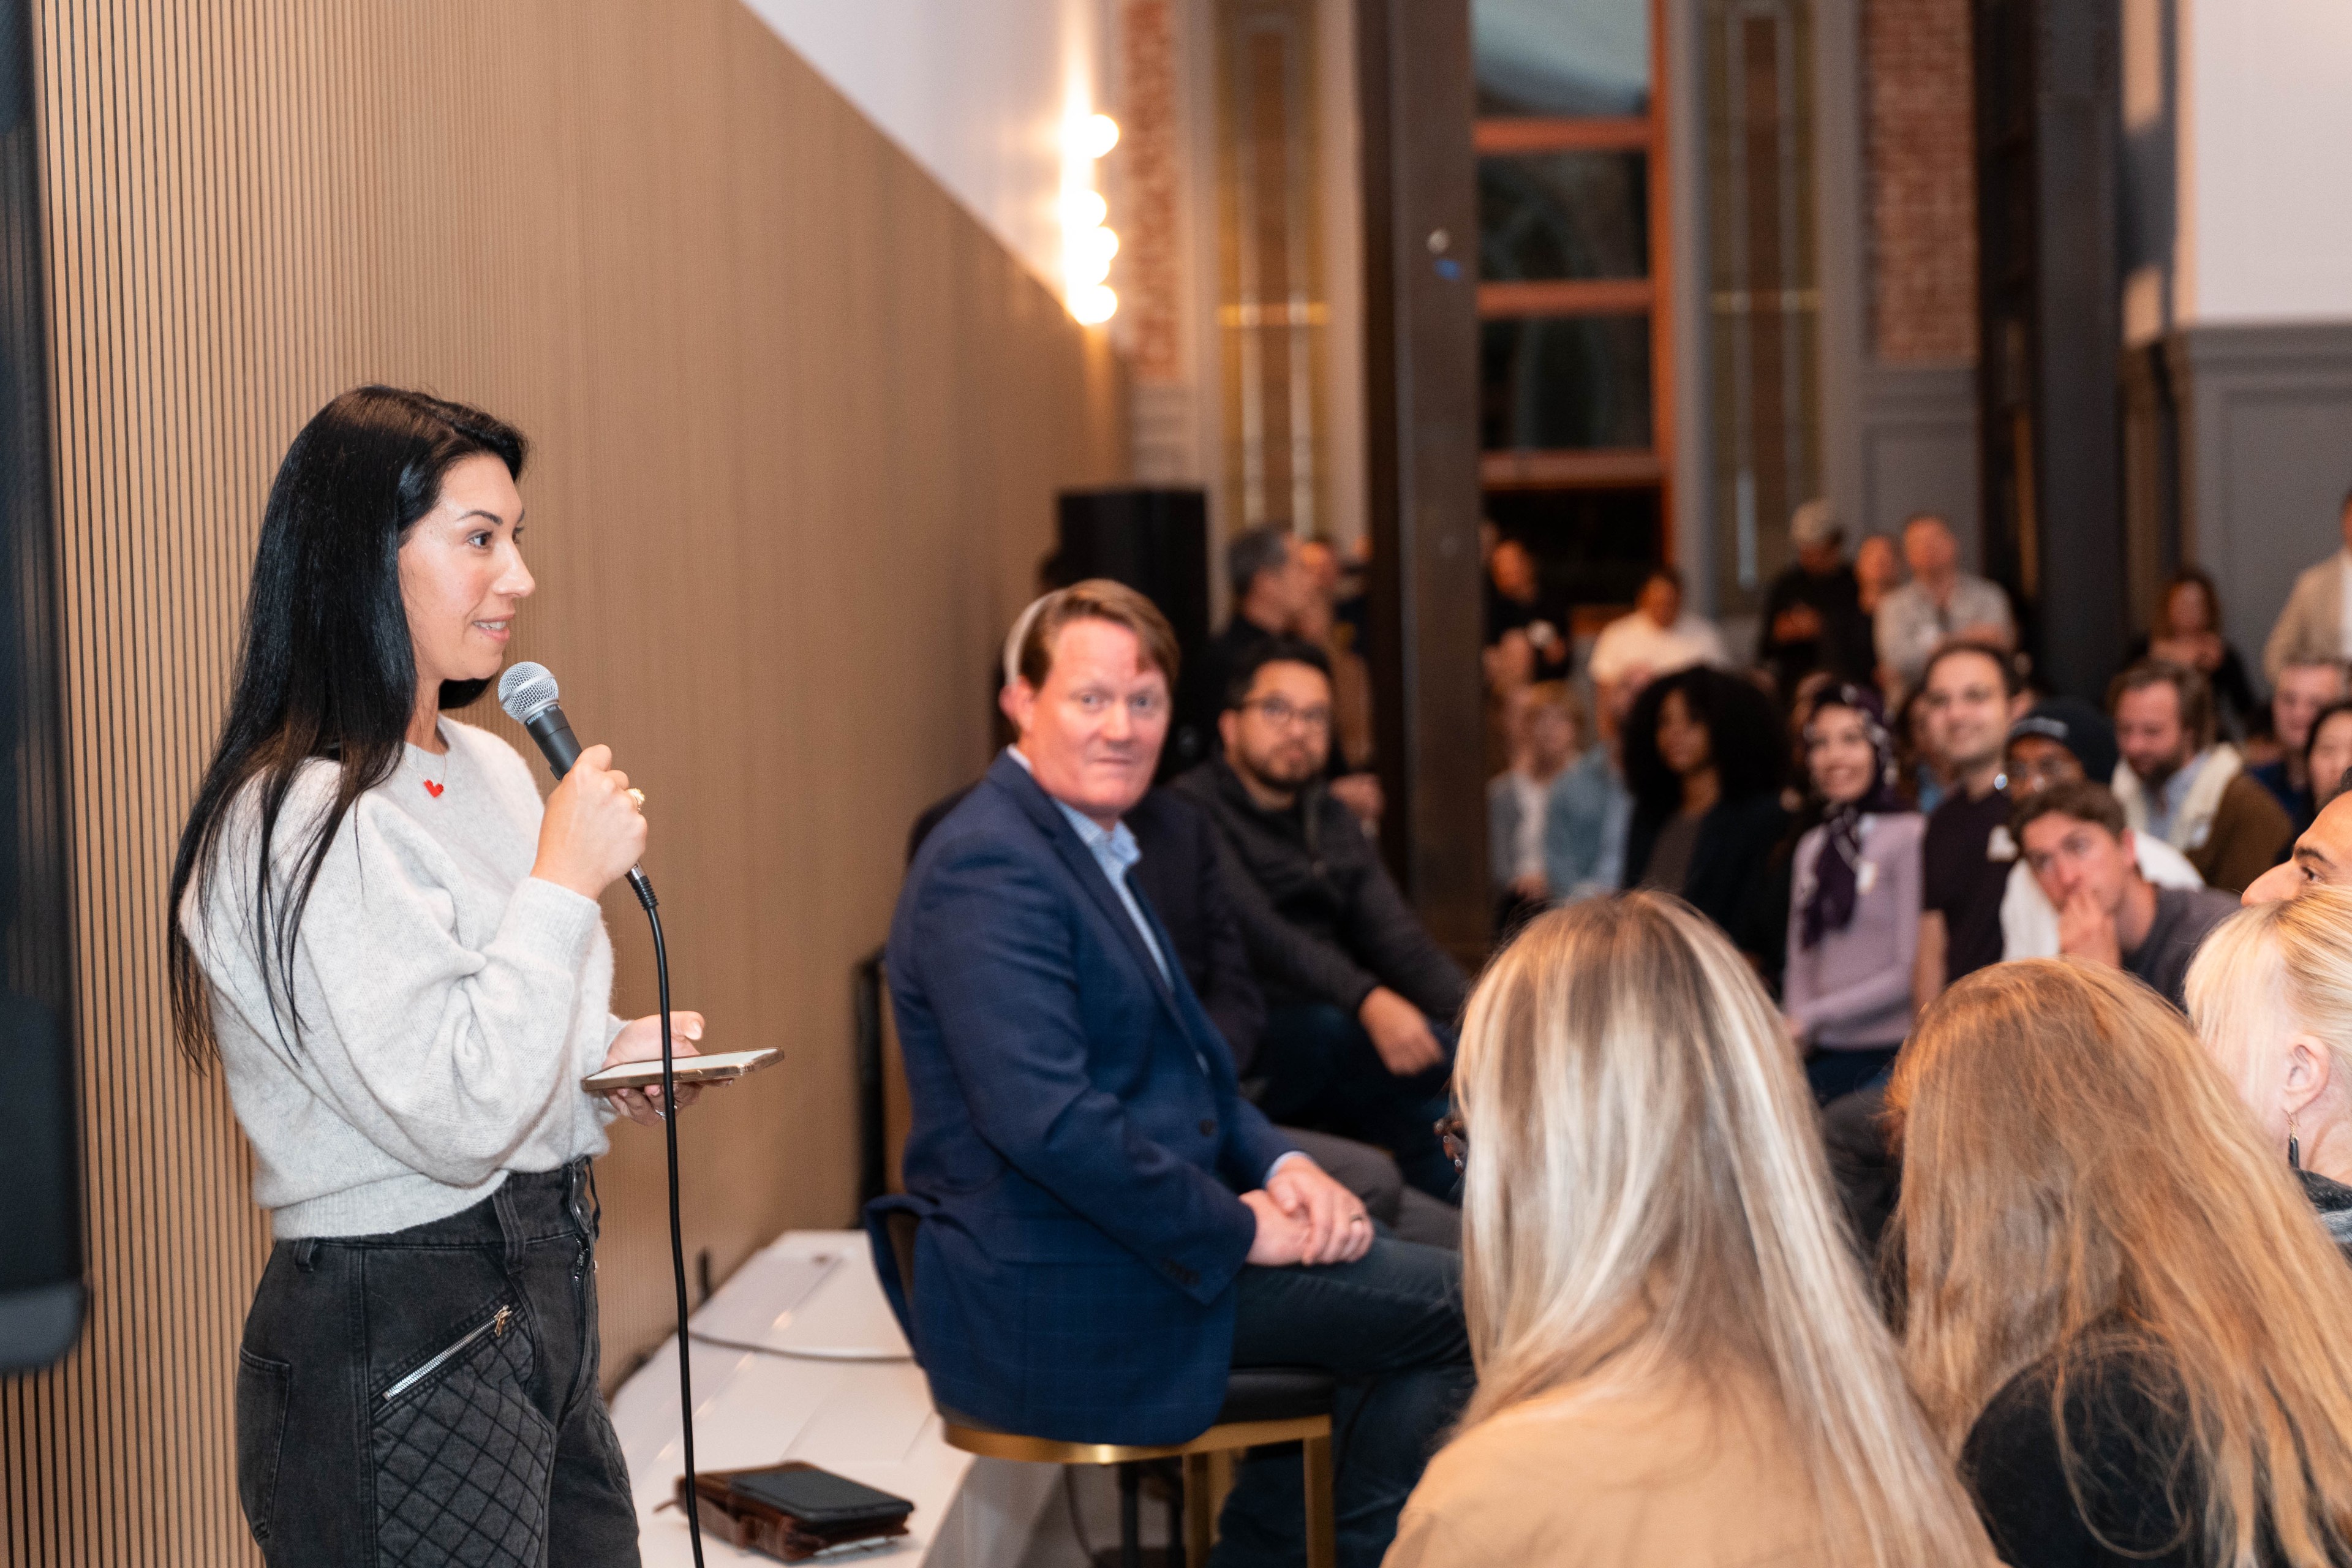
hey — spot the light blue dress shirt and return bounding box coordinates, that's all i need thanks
[1006,748,1170,986]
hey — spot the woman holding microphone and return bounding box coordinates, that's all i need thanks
[168,386,703,1566]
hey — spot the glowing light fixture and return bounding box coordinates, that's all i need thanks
[1076,113,1120,159]
[1078,226,1120,265]
[1060,107,1120,324]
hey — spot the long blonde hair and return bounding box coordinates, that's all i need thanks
[1894,959,2352,1568]
[2187,889,2352,1146]
[1452,893,1989,1568]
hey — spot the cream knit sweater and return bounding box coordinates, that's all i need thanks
[182,718,622,1239]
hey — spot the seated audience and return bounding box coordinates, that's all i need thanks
[1782,685,1923,1104]
[2188,890,2352,1253]
[1182,524,1315,771]
[2124,566,2258,740]
[2248,657,2343,829]
[1482,536,1573,685]
[2307,698,2352,818]
[1588,565,1728,723]
[1387,895,1993,1568]
[873,582,1468,1566]
[1854,532,1902,621]
[1999,698,2204,959]
[1757,499,1874,697]
[2261,486,2352,684]
[1894,959,2352,1568]
[1487,683,1576,933]
[2111,658,2294,895]
[1894,682,1949,813]
[1916,641,2030,1005]
[1293,553,1376,782]
[2011,780,2236,1011]
[1875,514,2016,701]
[1178,640,1468,1199]
[1545,692,1629,904]
[1621,665,1787,970]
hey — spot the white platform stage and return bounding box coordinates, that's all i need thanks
[609,1230,1058,1566]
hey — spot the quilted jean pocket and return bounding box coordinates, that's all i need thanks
[235,1348,292,1542]
[371,1302,554,1568]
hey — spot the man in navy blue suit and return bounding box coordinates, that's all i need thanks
[872,581,1469,1567]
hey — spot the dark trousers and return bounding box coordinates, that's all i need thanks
[1210,1237,1472,1568]
[1804,1043,1901,1106]
[1258,1004,1457,1200]
[235,1161,639,1567]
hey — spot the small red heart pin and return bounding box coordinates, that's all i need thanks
[423,779,444,798]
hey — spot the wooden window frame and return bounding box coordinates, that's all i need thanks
[1476,0,1675,560]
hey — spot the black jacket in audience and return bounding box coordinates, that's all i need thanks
[907,779,1270,1074]
[1175,756,1469,1024]
[1961,1337,2256,1568]
[1622,791,1791,971]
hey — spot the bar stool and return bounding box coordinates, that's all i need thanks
[883,1213,1338,1568]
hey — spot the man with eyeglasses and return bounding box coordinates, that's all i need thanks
[1177,639,1468,1200]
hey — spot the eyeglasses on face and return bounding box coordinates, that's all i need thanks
[1240,696,1333,731]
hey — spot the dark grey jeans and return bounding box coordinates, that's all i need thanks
[235,1160,640,1567]
[1210,1236,1472,1568]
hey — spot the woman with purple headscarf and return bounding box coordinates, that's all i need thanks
[1783,684,1925,1104]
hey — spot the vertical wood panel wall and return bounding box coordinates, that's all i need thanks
[0,4,1124,1562]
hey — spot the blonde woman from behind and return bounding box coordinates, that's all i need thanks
[1385,894,1991,1568]
[1896,959,2352,1568]
[2187,888,2352,1252]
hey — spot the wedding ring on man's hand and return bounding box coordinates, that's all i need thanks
[627,788,645,811]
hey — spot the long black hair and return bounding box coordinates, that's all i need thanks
[167,386,527,1065]
[1622,665,1784,821]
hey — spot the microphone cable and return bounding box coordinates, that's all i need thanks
[497,662,706,1567]
[628,870,707,1568]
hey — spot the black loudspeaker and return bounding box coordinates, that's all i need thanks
[1053,488,1213,773]
[0,0,85,1374]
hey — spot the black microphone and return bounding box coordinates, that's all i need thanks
[498,661,655,908]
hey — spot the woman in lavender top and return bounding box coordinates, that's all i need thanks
[1784,685,1924,1104]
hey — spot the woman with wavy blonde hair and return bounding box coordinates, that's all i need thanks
[1386,893,1990,1568]
[1895,959,2352,1567]
[2187,888,2352,1249]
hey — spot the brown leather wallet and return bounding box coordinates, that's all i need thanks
[673,1461,914,1562]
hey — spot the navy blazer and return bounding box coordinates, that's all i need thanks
[867,753,1295,1445]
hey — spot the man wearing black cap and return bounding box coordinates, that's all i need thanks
[1998,698,2206,959]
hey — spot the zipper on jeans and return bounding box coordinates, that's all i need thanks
[380,1304,513,1407]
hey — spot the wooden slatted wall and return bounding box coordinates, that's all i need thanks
[0,3,1125,1561]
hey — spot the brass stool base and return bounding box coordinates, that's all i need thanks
[941,1416,1337,1568]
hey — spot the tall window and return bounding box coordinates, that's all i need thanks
[1474,0,1671,611]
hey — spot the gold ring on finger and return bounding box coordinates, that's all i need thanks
[627,788,646,811]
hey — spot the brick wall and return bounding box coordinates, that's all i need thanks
[1865,0,1978,362]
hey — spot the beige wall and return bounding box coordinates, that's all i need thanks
[0,2,1124,1562]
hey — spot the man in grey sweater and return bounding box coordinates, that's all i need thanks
[1177,639,1468,1197]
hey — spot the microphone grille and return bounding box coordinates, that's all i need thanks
[497,662,560,723]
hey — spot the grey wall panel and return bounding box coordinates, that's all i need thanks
[2174,322,2352,673]
[1856,363,1980,554]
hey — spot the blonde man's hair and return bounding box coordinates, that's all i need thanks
[1896,959,2352,1567]
[1452,894,1991,1568]
[1005,579,1180,692]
